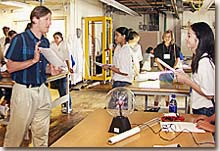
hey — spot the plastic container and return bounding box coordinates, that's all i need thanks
[169,94,177,113]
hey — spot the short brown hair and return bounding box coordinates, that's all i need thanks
[30,6,52,24]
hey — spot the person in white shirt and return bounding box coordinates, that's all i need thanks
[0,26,10,61]
[175,22,215,117]
[50,32,73,113]
[0,26,10,48]
[128,30,143,74]
[102,27,133,88]
[142,46,154,71]
[3,30,17,59]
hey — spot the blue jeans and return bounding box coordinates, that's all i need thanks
[52,77,72,109]
[192,107,215,117]
[112,81,131,89]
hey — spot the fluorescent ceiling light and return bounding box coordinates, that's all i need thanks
[99,0,140,16]
[0,1,30,8]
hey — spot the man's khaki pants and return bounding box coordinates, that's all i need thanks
[4,83,51,147]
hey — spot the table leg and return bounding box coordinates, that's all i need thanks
[66,74,70,113]
[144,95,148,111]
[185,96,188,114]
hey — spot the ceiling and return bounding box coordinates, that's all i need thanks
[0,0,68,10]
[114,0,215,15]
[0,0,215,17]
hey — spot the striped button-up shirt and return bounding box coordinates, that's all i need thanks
[5,29,49,85]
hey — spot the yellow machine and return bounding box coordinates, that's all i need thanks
[84,16,113,81]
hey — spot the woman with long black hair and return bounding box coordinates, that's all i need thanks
[175,22,215,117]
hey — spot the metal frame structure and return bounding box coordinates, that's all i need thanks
[84,16,113,81]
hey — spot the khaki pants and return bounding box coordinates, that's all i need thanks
[4,83,51,147]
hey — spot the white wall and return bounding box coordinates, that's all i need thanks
[0,0,104,40]
[180,10,215,56]
[68,0,104,36]
[0,7,34,37]
[0,6,68,41]
[112,14,143,31]
[161,10,215,57]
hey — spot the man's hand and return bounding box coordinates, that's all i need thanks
[50,64,62,75]
[32,41,41,63]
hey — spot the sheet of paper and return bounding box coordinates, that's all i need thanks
[135,72,160,82]
[94,61,112,67]
[138,80,160,88]
[94,61,103,67]
[160,122,205,133]
[157,58,175,72]
[39,47,67,68]
[135,71,172,82]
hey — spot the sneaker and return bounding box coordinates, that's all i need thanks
[62,107,72,114]
[68,108,73,113]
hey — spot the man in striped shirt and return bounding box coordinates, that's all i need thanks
[4,6,57,147]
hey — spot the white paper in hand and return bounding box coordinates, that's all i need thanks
[94,61,113,67]
[39,47,67,68]
[157,58,175,72]
[94,61,103,67]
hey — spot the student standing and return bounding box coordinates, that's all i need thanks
[142,46,154,71]
[128,30,143,74]
[4,6,58,147]
[0,26,10,51]
[175,22,215,117]
[102,27,133,88]
[3,30,17,58]
[50,32,73,113]
[154,30,181,106]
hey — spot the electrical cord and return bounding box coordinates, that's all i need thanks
[146,124,215,146]
[131,123,215,146]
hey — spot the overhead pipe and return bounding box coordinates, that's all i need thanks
[170,0,179,19]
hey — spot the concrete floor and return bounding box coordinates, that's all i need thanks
[68,83,189,113]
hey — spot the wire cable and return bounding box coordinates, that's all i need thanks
[142,123,215,146]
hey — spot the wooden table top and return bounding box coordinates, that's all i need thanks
[51,109,215,147]
[129,80,190,95]
[129,71,190,96]
[0,73,67,87]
